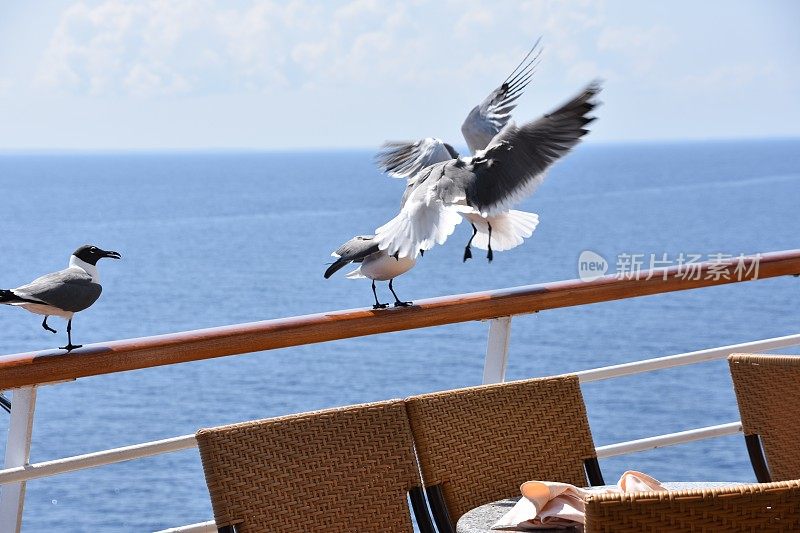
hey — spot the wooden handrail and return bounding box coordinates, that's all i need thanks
[0,250,798,390]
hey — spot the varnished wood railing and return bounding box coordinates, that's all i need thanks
[0,249,797,390]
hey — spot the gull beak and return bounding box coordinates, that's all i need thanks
[102,250,122,260]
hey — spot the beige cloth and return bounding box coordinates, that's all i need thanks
[492,470,665,530]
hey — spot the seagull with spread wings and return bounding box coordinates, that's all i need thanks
[373,81,602,260]
[376,39,544,261]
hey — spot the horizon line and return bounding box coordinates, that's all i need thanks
[1,135,798,155]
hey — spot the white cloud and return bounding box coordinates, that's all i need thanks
[123,64,190,97]
[454,7,495,37]
[6,0,799,148]
[597,25,677,74]
[681,63,777,90]
[36,0,614,98]
[37,0,298,96]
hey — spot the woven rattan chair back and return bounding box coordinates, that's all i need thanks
[405,375,601,532]
[729,353,800,482]
[196,399,433,533]
[584,480,800,532]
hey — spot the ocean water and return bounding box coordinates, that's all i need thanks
[0,139,798,532]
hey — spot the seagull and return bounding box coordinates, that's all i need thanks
[376,38,544,261]
[324,235,418,309]
[373,81,601,260]
[0,245,121,351]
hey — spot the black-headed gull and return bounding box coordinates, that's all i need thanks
[1,244,121,351]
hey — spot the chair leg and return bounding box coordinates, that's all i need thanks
[745,433,772,483]
[584,457,606,486]
[426,485,455,533]
[409,486,436,533]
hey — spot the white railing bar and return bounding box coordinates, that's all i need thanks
[153,520,216,533]
[595,421,743,459]
[575,333,800,383]
[0,418,746,486]
[0,386,37,533]
[483,316,513,384]
[0,434,197,486]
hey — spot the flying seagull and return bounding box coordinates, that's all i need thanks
[373,81,601,260]
[376,38,543,261]
[0,245,121,351]
[324,235,417,309]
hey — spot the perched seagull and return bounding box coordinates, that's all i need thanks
[376,39,543,261]
[374,82,601,260]
[324,235,417,309]
[0,245,121,351]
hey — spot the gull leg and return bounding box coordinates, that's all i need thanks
[371,280,388,310]
[41,316,57,334]
[463,223,478,262]
[487,223,494,262]
[389,279,412,307]
[59,318,82,351]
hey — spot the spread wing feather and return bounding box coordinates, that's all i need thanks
[461,38,543,154]
[374,182,464,259]
[465,81,601,215]
[375,138,459,179]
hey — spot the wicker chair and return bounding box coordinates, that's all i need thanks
[405,375,603,533]
[196,400,435,533]
[584,480,800,532]
[728,353,800,482]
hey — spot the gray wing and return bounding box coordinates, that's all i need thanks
[445,81,601,215]
[324,235,380,278]
[13,269,102,312]
[375,138,460,179]
[460,38,542,154]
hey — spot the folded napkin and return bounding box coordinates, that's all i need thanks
[492,470,665,530]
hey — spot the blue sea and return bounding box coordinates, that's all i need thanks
[0,139,799,532]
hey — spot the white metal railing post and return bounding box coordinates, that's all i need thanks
[0,386,37,533]
[483,316,512,384]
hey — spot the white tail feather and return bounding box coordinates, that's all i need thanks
[466,210,539,251]
[345,266,365,279]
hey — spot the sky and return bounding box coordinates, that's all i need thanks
[0,0,798,151]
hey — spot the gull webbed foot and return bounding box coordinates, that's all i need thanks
[387,279,412,308]
[59,343,82,352]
